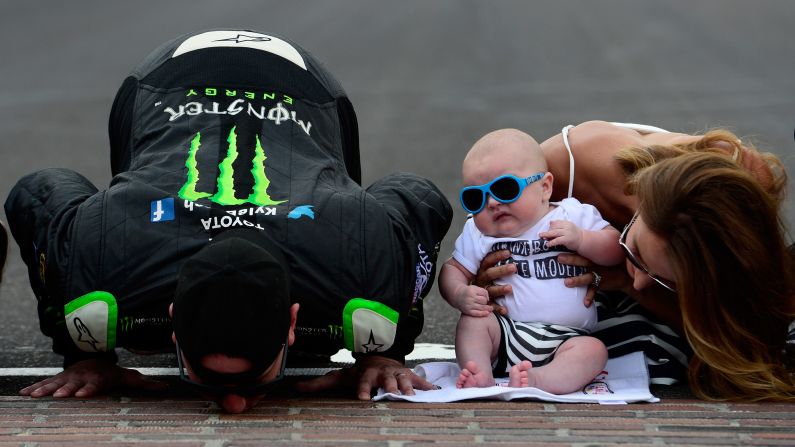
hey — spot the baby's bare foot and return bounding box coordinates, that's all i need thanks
[508,360,533,387]
[456,361,496,388]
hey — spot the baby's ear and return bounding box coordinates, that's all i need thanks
[542,172,554,199]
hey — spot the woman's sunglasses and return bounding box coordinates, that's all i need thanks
[619,212,677,293]
[459,173,545,214]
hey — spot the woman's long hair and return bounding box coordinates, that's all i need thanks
[621,149,795,401]
[615,129,787,206]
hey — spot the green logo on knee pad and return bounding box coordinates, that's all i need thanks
[342,298,398,354]
[64,291,118,353]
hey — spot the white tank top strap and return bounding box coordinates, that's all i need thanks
[561,125,576,198]
[609,122,671,134]
[561,122,670,199]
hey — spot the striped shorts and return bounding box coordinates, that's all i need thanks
[492,315,588,377]
[493,291,697,385]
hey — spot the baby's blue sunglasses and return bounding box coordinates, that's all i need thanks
[459,172,545,214]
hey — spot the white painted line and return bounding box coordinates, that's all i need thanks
[0,367,174,376]
[0,344,457,377]
[0,368,63,376]
[0,367,337,377]
[331,343,456,363]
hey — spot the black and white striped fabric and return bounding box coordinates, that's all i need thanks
[591,241,795,384]
[492,315,587,376]
[492,291,693,384]
[493,290,792,385]
[592,291,692,385]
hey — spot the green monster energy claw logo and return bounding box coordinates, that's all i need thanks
[179,126,286,206]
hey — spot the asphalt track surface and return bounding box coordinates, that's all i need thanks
[1,0,794,398]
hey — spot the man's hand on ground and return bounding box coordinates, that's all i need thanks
[295,355,435,400]
[19,358,167,398]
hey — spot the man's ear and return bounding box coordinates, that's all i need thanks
[169,303,176,344]
[287,303,300,346]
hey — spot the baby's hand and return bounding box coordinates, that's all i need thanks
[539,220,583,251]
[454,285,493,317]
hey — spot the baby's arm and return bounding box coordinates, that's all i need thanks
[577,225,624,265]
[540,220,624,266]
[439,258,493,317]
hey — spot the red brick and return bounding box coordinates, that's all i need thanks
[0,395,793,445]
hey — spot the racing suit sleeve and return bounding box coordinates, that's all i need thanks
[4,168,118,367]
[360,172,452,362]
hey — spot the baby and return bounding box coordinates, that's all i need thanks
[439,129,625,393]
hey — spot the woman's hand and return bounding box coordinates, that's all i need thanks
[556,252,632,307]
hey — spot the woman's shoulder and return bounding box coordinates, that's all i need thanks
[541,121,639,226]
[542,121,645,172]
[541,122,625,194]
[569,120,643,147]
[564,120,698,147]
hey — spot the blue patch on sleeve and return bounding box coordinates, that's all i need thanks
[288,205,314,220]
[150,198,175,222]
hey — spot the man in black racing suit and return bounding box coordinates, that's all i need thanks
[4,29,452,413]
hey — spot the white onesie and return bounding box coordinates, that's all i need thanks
[453,197,610,332]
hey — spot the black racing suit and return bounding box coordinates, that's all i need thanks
[5,29,452,367]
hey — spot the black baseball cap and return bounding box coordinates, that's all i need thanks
[172,229,291,384]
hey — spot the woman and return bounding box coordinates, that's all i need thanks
[475,120,795,401]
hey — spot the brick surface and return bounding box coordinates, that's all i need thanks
[0,394,794,446]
